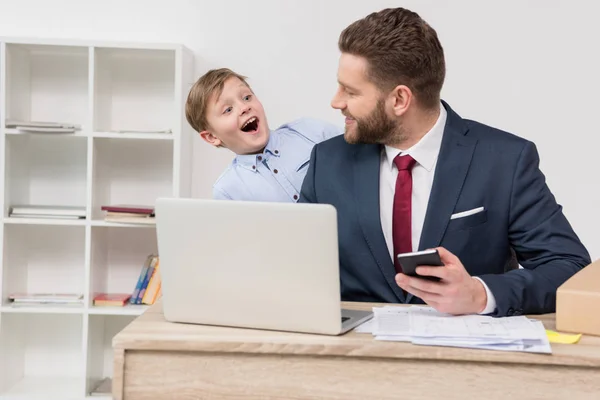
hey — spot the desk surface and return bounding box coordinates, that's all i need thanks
[113,300,600,368]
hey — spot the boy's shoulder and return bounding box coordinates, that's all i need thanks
[213,161,236,187]
[275,116,338,133]
[274,117,343,143]
[212,160,244,200]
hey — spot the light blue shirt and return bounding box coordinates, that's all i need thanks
[213,118,343,202]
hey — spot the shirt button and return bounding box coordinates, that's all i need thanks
[293,194,298,200]
[257,156,262,161]
[252,165,256,170]
[274,150,279,154]
[274,169,278,174]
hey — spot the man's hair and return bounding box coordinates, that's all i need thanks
[185,68,250,133]
[338,7,445,109]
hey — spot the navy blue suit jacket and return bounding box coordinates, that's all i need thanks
[299,101,590,316]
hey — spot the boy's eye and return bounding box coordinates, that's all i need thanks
[243,95,252,101]
[223,106,232,114]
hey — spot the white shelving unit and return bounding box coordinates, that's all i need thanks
[0,37,194,399]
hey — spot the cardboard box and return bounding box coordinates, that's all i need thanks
[556,259,600,336]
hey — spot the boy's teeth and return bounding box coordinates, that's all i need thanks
[242,117,256,129]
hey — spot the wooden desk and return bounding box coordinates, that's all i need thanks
[113,301,600,400]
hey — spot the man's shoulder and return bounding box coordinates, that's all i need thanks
[463,118,532,153]
[311,134,360,167]
[313,131,350,149]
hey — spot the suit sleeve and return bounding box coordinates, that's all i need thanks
[478,141,591,316]
[299,144,318,204]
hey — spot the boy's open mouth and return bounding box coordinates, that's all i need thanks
[241,116,259,134]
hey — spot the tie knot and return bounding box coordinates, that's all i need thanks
[394,154,416,171]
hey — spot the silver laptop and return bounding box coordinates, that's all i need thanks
[154,197,372,335]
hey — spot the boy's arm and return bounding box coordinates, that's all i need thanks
[477,141,590,316]
[213,187,233,200]
[319,119,344,141]
[287,118,343,143]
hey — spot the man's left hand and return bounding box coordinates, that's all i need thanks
[395,247,487,315]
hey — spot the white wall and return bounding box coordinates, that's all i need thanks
[1,0,598,260]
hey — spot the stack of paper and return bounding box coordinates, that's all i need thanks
[356,306,551,354]
[5,119,81,133]
[9,205,86,219]
[8,293,83,307]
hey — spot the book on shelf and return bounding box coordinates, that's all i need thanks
[101,204,155,224]
[141,257,161,305]
[9,205,86,219]
[100,204,154,214]
[93,293,131,307]
[7,293,83,306]
[104,213,156,225]
[92,254,162,307]
[131,254,161,305]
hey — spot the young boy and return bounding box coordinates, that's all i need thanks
[185,68,342,202]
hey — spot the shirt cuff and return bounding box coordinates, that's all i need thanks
[473,277,497,314]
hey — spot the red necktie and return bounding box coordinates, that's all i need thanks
[393,154,416,273]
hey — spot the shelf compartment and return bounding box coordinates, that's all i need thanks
[4,43,89,131]
[3,134,88,218]
[89,226,157,306]
[85,315,135,397]
[91,137,173,220]
[0,313,84,399]
[93,47,176,133]
[1,224,85,308]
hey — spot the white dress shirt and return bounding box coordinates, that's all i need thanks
[379,104,496,314]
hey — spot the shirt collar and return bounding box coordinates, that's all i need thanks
[383,103,447,172]
[234,153,259,171]
[233,130,278,172]
[264,130,281,157]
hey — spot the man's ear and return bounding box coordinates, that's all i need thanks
[389,85,413,117]
[199,130,223,147]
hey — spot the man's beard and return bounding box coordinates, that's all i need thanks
[344,98,406,146]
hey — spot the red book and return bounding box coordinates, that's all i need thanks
[93,293,131,307]
[100,204,154,215]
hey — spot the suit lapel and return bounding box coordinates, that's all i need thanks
[353,144,406,302]
[418,103,478,252]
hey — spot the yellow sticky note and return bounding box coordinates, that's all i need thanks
[546,329,582,344]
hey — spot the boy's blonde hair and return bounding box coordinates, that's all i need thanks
[185,68,250,133]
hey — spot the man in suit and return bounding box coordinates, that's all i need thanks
[300,7,591,316]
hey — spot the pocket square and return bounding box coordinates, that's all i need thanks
[450,206,485,220]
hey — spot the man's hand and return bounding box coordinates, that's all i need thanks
[395,247,487,315]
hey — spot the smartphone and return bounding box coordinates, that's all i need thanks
[396,249,444,281]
